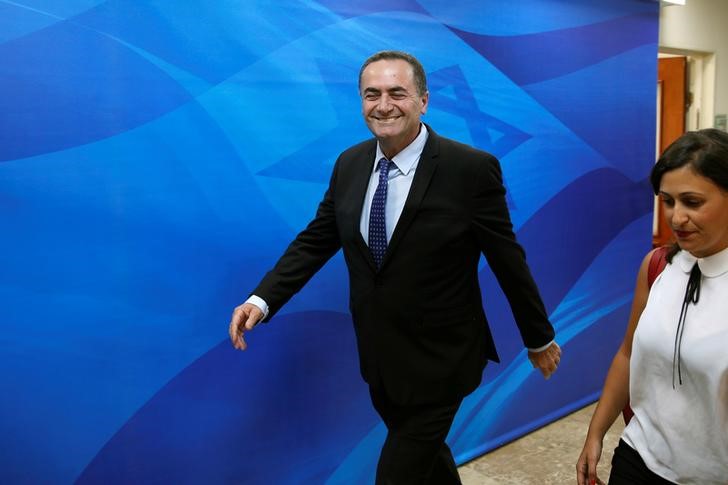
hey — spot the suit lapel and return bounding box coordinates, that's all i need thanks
[381,128,440,269]
[350,142,379,271]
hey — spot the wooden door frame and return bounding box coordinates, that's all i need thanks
[653,56,686,247]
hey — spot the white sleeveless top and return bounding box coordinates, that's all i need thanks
[623,247,728,484]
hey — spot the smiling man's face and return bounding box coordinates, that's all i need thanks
[360,59,429,159]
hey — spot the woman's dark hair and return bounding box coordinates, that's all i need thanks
[651,128,728,261]
[651,128,728,194]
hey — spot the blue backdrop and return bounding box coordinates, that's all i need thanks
[0,1,658,483]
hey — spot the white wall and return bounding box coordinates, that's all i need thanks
[659,0,728,126]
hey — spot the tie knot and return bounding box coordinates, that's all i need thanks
[377,157,391,173]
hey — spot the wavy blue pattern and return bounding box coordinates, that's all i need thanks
[523,44,659,181]
[418,0,657,35]
[0,1,658,483]
[449,12,657,85]
[73,0,340,83]
[75,311,378,485]
[0,1,61,43]
[0,20,192,161]
[1,0,104,20]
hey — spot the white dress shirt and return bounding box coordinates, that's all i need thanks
[359,124,428,244]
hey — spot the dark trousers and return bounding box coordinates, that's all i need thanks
[369,387,463,485]
[609,439,676,485]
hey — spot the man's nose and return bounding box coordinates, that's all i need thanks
[377,95,393,111]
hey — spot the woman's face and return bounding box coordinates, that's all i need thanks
[659,165,728,258]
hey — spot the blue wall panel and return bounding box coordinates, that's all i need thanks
[0,1,658,483]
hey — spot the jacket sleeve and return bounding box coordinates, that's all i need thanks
[470,154,555,348]
[253,160,342,321]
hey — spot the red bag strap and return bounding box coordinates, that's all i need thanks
[647,246,669,289]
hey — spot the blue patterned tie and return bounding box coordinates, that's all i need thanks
[369,157,391,268]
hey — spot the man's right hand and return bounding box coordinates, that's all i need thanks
[229,302,264,350]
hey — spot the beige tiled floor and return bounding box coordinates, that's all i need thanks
[458,402,624,484]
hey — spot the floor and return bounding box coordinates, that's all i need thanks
[457,402,625,484]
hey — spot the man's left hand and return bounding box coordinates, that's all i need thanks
[528,342,561,379]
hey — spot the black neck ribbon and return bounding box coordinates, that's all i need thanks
[673,262,702,388]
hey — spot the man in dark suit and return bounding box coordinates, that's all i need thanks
[229,50,561,484]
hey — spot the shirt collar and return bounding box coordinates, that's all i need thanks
[676,245,728,278]
[374,123,429,175]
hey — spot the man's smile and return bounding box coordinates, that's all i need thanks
[372,115,402,122]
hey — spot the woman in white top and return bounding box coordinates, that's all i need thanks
[576,129,728,485]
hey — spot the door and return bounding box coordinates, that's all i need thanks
[653,56,687,247]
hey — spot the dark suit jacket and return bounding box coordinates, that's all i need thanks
[254,126,554,405]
